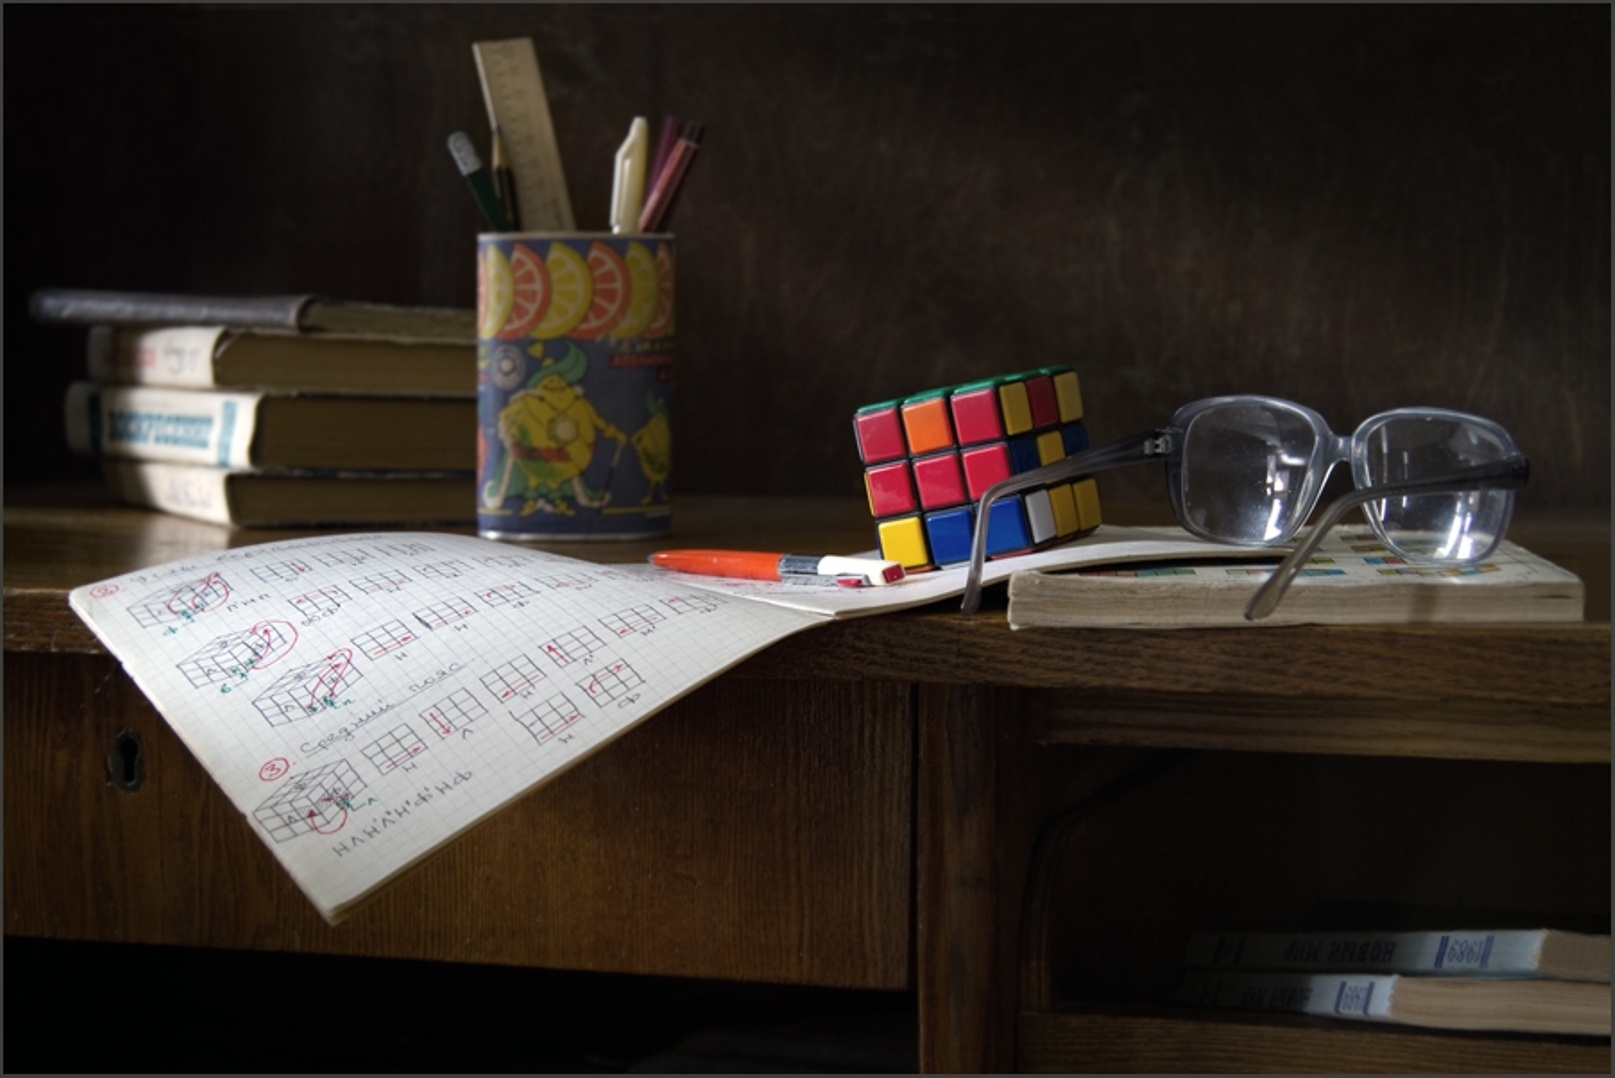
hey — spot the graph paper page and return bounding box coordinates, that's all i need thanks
[624,524,1284,617]
[68,531,825,922]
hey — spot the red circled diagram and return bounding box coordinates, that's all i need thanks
[258,757,291,782]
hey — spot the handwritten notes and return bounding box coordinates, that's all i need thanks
[69,523,1288,921]
[70,531,822,922]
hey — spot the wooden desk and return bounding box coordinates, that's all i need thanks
[6,487,1609,1072]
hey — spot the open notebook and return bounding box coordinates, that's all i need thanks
[64,525,1316,921]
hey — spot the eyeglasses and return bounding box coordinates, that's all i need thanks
[959,396,1530,619]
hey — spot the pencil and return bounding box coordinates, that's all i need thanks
[489,126,520,230]
[447,131,515,232]
[648,115,684,196]
[638,121,703,232]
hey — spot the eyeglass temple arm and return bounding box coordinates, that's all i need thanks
[1243,454,1532,622]
[959,428,1175,615]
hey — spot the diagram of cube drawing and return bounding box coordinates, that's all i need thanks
[412,596,477,628]
[252,559,311,584]
[253,650,363,725]
[289,585,350,620]
[127,571,231,628]
[254,760,367,843]
[363,725,428,774]
[176,623,296,688]
[576,658,644,706]
[540,627,606,668]
[481,654,547,702]
[512,692,584,744]
[349,569,413,594]
[853,365,1102,570]
[420,687,487,738]
[352,619,419,658]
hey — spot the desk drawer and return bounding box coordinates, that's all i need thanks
[4,652,913,989]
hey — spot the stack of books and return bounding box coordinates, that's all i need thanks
[1177,927,1612,1036]
[39,289,481,527]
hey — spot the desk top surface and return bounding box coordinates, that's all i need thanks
[6,484,1608,709]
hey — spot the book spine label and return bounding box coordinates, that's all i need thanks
[1180,971,1395,1021]
[101,460,235,525]
[67,382,260,467]
[87,326,229,388]
[1184,930,1543,976]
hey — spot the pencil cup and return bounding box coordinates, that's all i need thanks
[476,232,674,540]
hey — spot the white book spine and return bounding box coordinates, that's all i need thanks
[101,460,235,525]
[1180,971,1397,1022]
[66,381,260,467]
[86,326,229,387]
[1184,929,1549,976]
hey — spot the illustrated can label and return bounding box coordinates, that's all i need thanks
[475,233,673,540]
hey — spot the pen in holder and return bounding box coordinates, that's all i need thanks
[476,232,674,540]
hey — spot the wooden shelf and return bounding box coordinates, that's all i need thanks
[1018,1006,1611,1074]
[6,490,1609,1074]
[1027,688,1610,763]
[8,493,1609,771]
[1015,749,1611,1073]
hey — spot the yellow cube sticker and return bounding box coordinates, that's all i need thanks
[877,516,931,568]
[998,381,1033,436]
[1047,483,1079,537]
[1072,477,1102,530]
[1052,369,1084,423]
[1036,430,1065,466]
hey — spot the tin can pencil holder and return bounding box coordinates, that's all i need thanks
[476,233,674,540]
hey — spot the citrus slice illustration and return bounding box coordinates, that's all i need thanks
[479,245,514,340]
[570,241,631,339]
[531,242,595,339]
[609,240,660,340]
[645,242,675,339]
[497,243,552,340]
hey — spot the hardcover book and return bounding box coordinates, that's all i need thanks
[1178,969,1611,1036]
[1185,928,1610,982]
[1006,526,1584,628]
[65,382,476,472]
[32,288,474,341]
[101,460,476,527]
[86,325,475,398]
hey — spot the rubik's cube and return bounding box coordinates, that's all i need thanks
[854,366,1102,570]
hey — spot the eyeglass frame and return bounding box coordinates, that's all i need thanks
[957,395,1531,619]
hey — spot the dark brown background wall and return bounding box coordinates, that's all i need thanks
[6,4,1609,509]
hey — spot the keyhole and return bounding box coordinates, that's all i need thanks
[108,730,145,792]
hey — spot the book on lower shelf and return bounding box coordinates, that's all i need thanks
[1006,525,1585,628]
[1177,969,1611,1037]
[1184,927,1611,982]
[86,324,475,398]
[101,459,475,527]
[65,381,476,472]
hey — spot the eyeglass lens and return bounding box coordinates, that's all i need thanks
[1358,414,1515,560]
[1178,401,1319,545]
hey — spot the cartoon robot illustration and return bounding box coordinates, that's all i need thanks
[482,343,629,517]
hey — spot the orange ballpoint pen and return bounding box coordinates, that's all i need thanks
[649,550,905,587]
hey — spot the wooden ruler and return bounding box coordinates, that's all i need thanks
[473,38,575,231]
